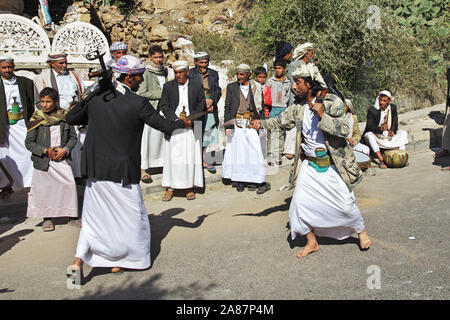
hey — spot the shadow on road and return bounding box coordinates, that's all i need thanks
[0,229,33,256]
[233,197,292,217]
[78,273,217,299]
[287,232,360,251]
[149,208,207,266]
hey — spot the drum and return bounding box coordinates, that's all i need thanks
[384,149,408,168]
[354,150,371,171]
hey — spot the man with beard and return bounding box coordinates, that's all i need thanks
[137,45,174,183]
[249,64,371,258]
[188,52,222,174]
[160,60,206,201]
[66,55,191,284]
[0,56,34,198]
[222,64,269,194]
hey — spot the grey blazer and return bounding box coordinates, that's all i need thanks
[25,121,77,171]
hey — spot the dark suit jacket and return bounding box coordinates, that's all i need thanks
[66,86,185,186]
[224,81,264,129]
[188,67,222,126]
[159,79,206,133]
[362,104,399,140]
[0,76,34,144]
[25,121,77,171]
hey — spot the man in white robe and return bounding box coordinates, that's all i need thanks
[222,64,270,194]
[0,56,34,197]
[362,90,408,168]
[137,45,173,183]
[250,64,371,258]
[160,60,205,201]
[34,53,84,180]
[66,55,191,284]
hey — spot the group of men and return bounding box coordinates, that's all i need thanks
[0,37,418,285]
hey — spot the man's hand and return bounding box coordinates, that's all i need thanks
[225,128,232,137]
[388,130,394,137]
[53,148,68,161]
[346,137,355,146]
[182,119,192,128]
[206,99,214,112]
[380,124,388,132]
[249,119,262,130]
[312,102,325,118]
[47,148,57,161]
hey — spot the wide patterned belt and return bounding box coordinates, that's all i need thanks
[8,112,24,121]
[305,155,334,168]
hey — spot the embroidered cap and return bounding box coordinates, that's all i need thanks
[111,55,146,74]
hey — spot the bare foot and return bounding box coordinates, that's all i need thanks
[295,242,319,258]
[111,267,122,273]
[358,230,372,250]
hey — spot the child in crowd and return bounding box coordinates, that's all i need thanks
[254,67,272,118]
[25,87,80,232]
[266,59,292,165]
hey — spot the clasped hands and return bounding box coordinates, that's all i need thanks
[46,147,67,161]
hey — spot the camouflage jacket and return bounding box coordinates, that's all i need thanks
[263,94,363,192]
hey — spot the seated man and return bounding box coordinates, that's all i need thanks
[344,99,370,155]
[362,90,408,168]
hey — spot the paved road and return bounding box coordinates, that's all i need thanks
[0,148,449,300]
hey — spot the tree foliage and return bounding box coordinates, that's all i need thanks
[241,0,449,119]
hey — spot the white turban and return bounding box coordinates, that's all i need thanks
[235,64,251,73]
[172,60,189,71]
[111,55,146,74]
[291,64,312,79]
[109,42,128,52]
[193,51,210,61]
[292,42,313,61]
[47,52,68,61]
[0,55,14,63]
[378,90,392,99]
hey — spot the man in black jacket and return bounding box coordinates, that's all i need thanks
[0,56,34,198]
[222,64,270,194]
[160,60,206,201]
[65,55,191,284]
[362,90,408,168]
[188,52,222,173]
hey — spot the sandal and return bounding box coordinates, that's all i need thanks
[162,189,174,201]
[42,219,55,232]
[141,173,153,184]
[186,191,196,200]
[203,164,216,174]
[67,219,82,228]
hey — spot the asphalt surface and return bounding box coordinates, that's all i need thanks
[0,147,449,300]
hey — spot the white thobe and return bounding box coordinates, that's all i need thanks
[141,74,166,169]
[162,80,203,189]
[75,179,151,269]
[289,104,366,240]
[221,84,266,184]
[0,77,33,188]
